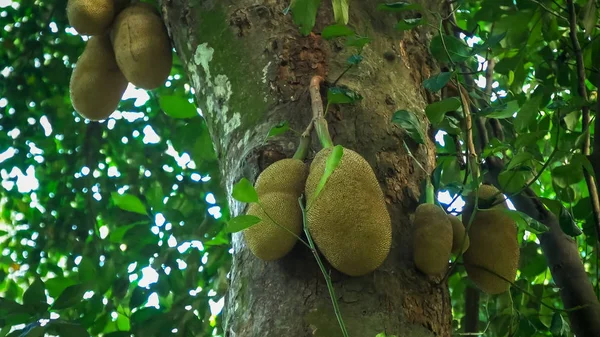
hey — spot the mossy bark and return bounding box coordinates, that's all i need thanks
[160,1,451,336]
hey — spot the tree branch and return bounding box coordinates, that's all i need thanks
[485,156,600,337]
[566,0,600,244]
[464,286,479,333]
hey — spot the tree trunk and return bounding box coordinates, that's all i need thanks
[160,1,451,336]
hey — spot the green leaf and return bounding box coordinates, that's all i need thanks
[376,2,421,11]
[429,34,471,63]
[425,97,461,125]
[312,145,344,202]
[231,178,259,203]
[571,153,596,178]
[45,277,78,299]
[483,101,520,119]
[159,95,197,119]
[391,110,426,145]
[51,283,88,310]
[23,278,46,311]
[558,206,582,237]
[347,54,363,65]
[331,0,349,25]
[51,321,91,337]
[395,17,424,31]
[78,257,98,283]
[552,164,584,188]
[345,35,371,49]
[19,324,45,337]
[582,0,597,38]
[291,0,322,36]
[423,72,453,92]
[550,312,569,337]
[506,152,534,171]
[514,95,542,131]
[131,307,163,324]
[322,24,354,39]
[111,193,147,215]
[501,209,548,235]
[327,87,363,104]
[266,121,290,139]
[498,167,534,194]
[225,215,261,233]
[129,286,150,309]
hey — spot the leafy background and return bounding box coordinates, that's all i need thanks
[0,0,599,336]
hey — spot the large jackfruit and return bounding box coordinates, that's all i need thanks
[448,214,470,255]
[305,147,392,276]
[67,0,116,36]
[412,204,453,275]
[462,185,519,294]
[69,35,128,121]
[244,159,308,261]
[111,3,173,89]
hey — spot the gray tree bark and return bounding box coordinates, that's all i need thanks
[160,1,451,336]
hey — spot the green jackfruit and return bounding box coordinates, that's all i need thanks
[67,0,116,36]
[69,35,128,121]
[111,2,172,89]
[462,184,519,294]
[412,204,453,275]
[255,158,307,196]
[243,159,308,260]
[448,214,470,255]
[305,147,392,276]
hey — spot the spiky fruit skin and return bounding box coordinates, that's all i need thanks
[67,0,115,36]
[412,204,453,275]
[254,159,307,197]
[111,3,173,89]
[305,147,392,276]
[243,159,308,261]
[448,214,470,255]
[69,35,128,121]
[462,185,520,294]
[245,193,303,261]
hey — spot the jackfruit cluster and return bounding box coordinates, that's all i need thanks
[305,147,392,276]
[67,1,172,120]
[243,159,308,260]
[462,185,519,294]
[243,147,393,277]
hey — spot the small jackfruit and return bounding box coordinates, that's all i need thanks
[243,159,308,260]
[412,204,453,275]
[448,214,470,255]
[254,158,308,197]
[245,192,304,261]
[111,3,173,89]
[67,0,116,36]
[69,35,128,121]
[462,184,519,294]
[305,147,392,276]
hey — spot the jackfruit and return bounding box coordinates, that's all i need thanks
[255,158,307,196]
[111,3,173,89]
[243,159,308,260]
[412,204,453,275]
[305,147,392,276]
[67,0,116,36]
[69,35,128,121]
[448,214,470,255]
[462,184,519,294]
[244,192,304,261]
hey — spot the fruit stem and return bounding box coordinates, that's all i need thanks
[299,196,350,337]
[425,177,435,204]
[315,117,334,149]
[293,133,311,160]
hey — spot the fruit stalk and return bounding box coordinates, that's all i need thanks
[309,76,335,149]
